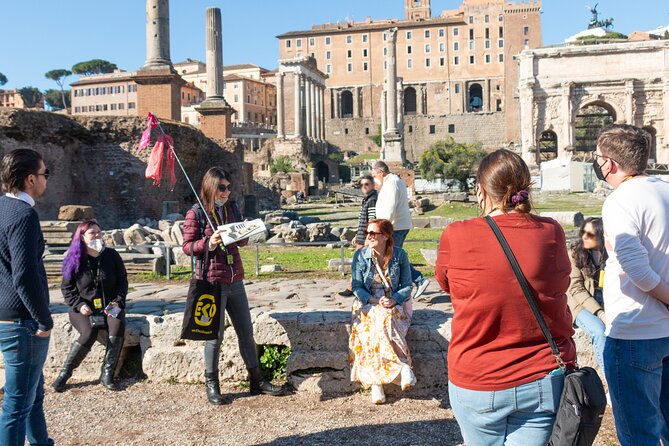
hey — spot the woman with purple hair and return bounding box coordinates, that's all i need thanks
[52,219,128,392]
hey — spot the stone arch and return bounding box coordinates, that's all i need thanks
[574,101,616,152]
[539,130,558,161]
[468,83,483,112]
[315,161,329,184]
[341,90,353,118]
[643,126,657,162]
[404,86,417,115]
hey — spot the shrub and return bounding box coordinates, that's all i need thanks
[270,156,293,174]
[259,344,291,380]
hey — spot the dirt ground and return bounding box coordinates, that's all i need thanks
[39,379,620,446]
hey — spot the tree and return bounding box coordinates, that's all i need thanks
[71,59,118,76]
[418,138,486,192]
[45,69,72,110]
[0,72,7,86]
[44,89,71,110]
[18,87,43,109]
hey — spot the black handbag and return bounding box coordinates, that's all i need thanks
[484,216,607,446]
[180,239,221,341]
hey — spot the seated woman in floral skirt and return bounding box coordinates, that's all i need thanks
[349,218,416,404]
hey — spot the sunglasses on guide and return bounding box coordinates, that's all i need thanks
[218,184,231,192]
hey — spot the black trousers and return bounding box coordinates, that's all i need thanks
[68,309,126,349]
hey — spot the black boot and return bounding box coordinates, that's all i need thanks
[100,336,123,390]
[204,372,226,405]
[52,342,90,392]
[249,367,285,396]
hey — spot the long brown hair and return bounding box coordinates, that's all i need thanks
[367,219,394,268]
[199,167,232,216]
[570,217,607,278]
[476,149,533,214]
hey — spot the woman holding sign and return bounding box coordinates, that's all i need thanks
[182,167,284,405]
[54,219,127,392]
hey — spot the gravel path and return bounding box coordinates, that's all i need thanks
[40,379,619,446]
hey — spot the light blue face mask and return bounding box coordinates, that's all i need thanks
[215,199,226,207]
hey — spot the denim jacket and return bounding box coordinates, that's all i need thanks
[351,246,413,305]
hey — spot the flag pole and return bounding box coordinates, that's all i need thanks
[155,121,217,231]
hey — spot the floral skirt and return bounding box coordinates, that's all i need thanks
[349,300,412,387]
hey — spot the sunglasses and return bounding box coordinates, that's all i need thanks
[34,169,50,180]
[359,182,372,188]
[365,230,383,238]
[582,231,597,238]
[217,184,231,192]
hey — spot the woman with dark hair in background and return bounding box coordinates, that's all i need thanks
[182,167,284,405]
[349,218,415,405]
[568,217,607,374]
[54,219,128,392]
[435,149,575,445]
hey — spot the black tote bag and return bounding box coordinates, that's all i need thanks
[180,241,221,341]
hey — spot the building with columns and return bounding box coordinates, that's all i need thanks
[517,39,669,190]
[277,0,543,160]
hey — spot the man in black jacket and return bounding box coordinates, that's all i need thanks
[339,174,377,297]
[0,149,54,446]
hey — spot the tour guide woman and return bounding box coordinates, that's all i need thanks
[54,219,128,392]
[435,149,576,445]
[349,218,416,405]
[182,167,284,405]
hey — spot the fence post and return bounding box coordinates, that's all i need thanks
[255,244,260,276]
[165,243,171,280]
[340,242,346,277]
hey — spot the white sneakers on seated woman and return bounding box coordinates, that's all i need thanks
[371,364,417,404]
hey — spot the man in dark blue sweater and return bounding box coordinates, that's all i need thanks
[0,149,54,446]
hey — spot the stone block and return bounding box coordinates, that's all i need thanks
[421,249,438,267]
[412,218,431,228]
[172,247,192,267]
[158,220,174,231]
[299,216,321,225]
[429,217,454,229]
[261,264,282,273]
[443,192,468,202]
[123,224,149,245]
[171,222,185,245]
[58,205,94,221]
[540,211,585,228]
[339,228,356,243]
[327,258,352,272]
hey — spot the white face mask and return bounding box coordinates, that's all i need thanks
[87,238,105,253]
[373,177,382,186]
[215,199,226,207]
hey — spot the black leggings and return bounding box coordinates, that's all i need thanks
[68,310,126,349]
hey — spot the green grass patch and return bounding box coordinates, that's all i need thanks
[345,152,379,165]
[423,202,480,220]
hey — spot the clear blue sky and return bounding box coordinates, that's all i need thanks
[0,0,667,91]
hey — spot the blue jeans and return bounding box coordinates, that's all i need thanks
[0,320,53,446]
[392,229,425,285]
[574,310,606,375]
[604,336,669,446]
[449,374,564,446]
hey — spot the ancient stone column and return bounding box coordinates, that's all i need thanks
[519,80,537,166]
[305,77,312,139]
[276,73,285,137]
[204,7,223,99]
[316,84,322,140]
[560,82,573,154]
[310,80,317,139]
[352,87,360,118]
[384,28,399,133]
[320,86,326,140]
[625,79,635,125]
[333,90,340,119]
[143,0,171,68]
[294,72,302,137]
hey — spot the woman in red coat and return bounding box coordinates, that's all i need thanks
[182,167,284,405]
[435,149,576,445]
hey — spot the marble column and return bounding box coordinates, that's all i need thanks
[143,0,171,68]
[334,90,341,119]
[204,7,223,99]
[560,82,573,155]
[321,87,326,139]
[310,81,317,139]
[305,78,312,138]
[625,79,635,125]
[315,83,322,140]
[384,28,398,133]
[294,72,302,137]
[276,72,285,137]
[352,87,360,118]
[519,80,536,166]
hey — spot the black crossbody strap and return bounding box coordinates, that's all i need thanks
[484,216,565,369]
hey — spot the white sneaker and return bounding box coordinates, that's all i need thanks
[413,278,430,300]
[401,364,417,391]
[371,384,386,404]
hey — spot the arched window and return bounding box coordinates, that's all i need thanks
[468,83,483,112]
[539,130,558,162]
[341,90,353,118]
[404,87,417,115]
[575,102,615,152]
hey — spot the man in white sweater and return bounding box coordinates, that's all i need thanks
[371,161,429,299]
[595,124,669,446]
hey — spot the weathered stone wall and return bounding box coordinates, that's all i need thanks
[0,109,246,228]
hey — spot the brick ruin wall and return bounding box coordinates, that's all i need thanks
[0,109,249,228]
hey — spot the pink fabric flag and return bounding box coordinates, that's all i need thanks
[137,112,158,152]
[145,134,176,190]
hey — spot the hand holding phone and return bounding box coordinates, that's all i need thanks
[104,302,122,318]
